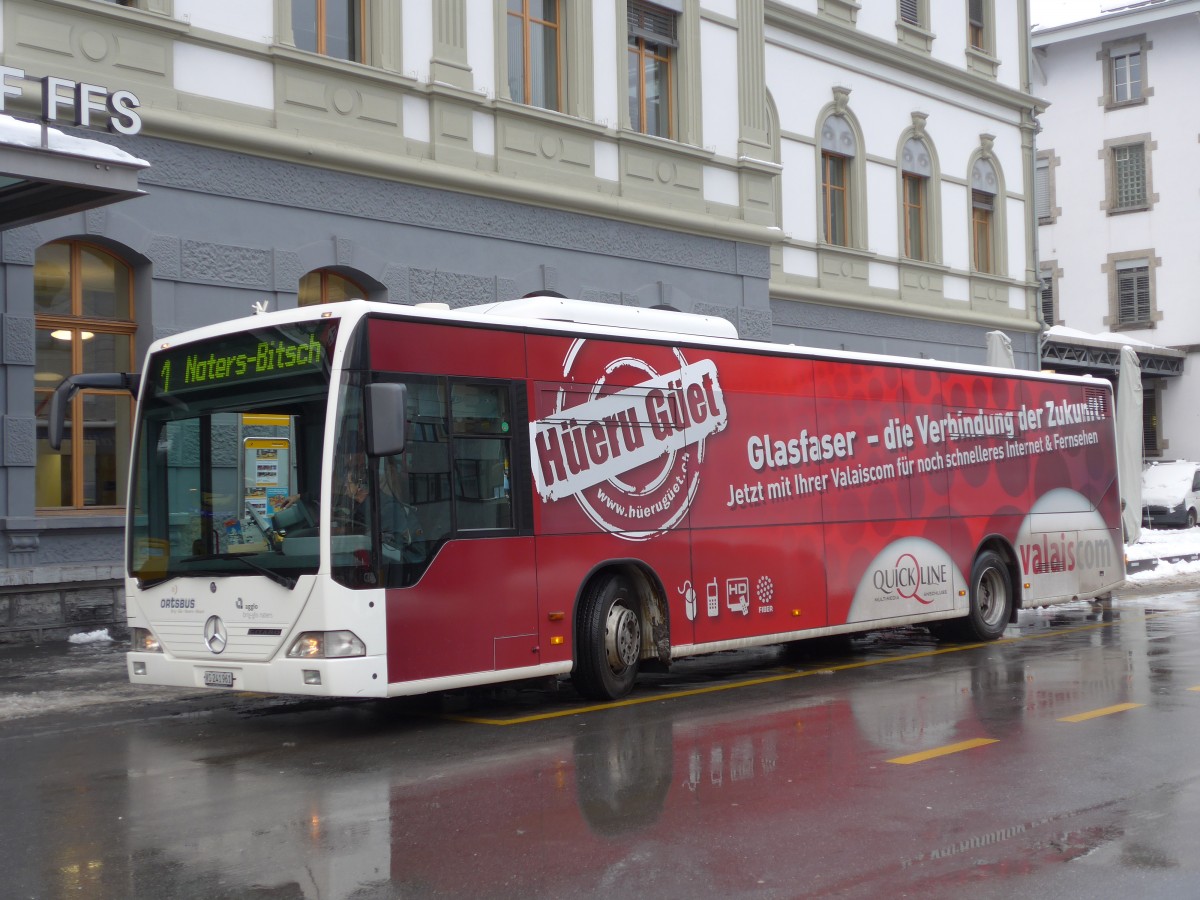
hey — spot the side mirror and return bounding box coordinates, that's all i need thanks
[367,382,407,457]
[48,373,139,451]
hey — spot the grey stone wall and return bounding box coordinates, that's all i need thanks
[0,569,125,643]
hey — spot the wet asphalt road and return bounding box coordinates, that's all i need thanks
[2,586,1199,900]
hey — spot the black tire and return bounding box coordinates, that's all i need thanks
[572,574,642,701]
[1187,508,1197,529]
[958,549,1013,642]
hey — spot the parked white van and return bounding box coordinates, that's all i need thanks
[1141,460,1200,528]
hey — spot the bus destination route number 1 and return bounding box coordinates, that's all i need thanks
[155,331,325,396]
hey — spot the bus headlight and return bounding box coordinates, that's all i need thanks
[286,631,366,659]
[131,627,162,653]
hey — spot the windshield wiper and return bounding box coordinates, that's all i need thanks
[182,553,298,590]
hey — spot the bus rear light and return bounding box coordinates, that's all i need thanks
[286,630,366,659]
[131,628,162,653]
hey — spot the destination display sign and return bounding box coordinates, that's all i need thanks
[150,322,338,397]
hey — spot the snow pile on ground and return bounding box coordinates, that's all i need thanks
[0,687,141,720]
[67,628,114,644]
[1126,527,1200,561]
[1125,526,1200,589]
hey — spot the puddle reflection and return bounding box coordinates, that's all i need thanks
[17,600,1200,898]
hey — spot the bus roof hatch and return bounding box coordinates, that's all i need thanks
[457,296,740,340]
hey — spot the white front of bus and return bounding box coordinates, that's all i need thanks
[124,304,390,697]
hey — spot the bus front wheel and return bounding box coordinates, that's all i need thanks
[961,549,1013,642]
[573,573,641,701]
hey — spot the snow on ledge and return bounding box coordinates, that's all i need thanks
[0,113,148,167]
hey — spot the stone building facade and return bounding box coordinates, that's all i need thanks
[0,0,1043,640]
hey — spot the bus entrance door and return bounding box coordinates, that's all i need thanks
[383,537,539,685]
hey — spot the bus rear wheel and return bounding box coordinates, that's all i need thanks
[961,549,1012,642]
[931,550,1012,643]
[572,573,642,701]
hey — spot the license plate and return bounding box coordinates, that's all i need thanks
[204,670,234,687]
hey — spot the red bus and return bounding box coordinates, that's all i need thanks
[56,297,1123,700]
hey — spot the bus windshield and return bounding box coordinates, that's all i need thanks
[128,320,338,587]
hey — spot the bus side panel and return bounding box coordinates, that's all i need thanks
[533,530,693,656]
[384,536,538,683]
[686,384,826,530]
[900,368,951,521]
[938,370,1033,523]
[690,524,828,641]
[1017,377,1119,518]
[526,333,701,541]
[1013,378,1123,601]
[825,517,965,627]
[368,319,527,379]
[811,360,913,525]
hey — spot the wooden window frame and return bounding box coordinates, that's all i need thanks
[299,269,367,306]
[902,172,926,261]
[822,151,850,247]
[628,36,674,139]
[292,0,366,62]
[34,240,136,512]
[964,0,997,75]
[971,190,994,274]
[968,0,986,50]
[507,0,563,111]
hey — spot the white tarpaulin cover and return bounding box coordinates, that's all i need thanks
[985,330,1015,368]
[1116,345,1143,544]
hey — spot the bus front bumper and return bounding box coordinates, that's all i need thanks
[126,651,389,698]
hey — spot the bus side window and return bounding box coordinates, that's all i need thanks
[451,383,514,531]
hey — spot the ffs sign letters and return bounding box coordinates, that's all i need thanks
[0,67,142,136]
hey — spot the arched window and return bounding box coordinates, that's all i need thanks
[970,157,999,274]
[821,115,857,247]
[34,241,135,509]
[298,269,365,306]
[901,137,932,261]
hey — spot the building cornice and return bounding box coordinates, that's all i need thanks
[139,106,785,248]
[765,1,1047,115]
[771,283,1042,334]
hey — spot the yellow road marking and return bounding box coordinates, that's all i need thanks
[1189,686,1200,693]
[443,609,1179,726]
[1058,702,1143,723]
[887,738,999,765]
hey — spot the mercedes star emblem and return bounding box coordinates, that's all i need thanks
[203,615,228,654]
